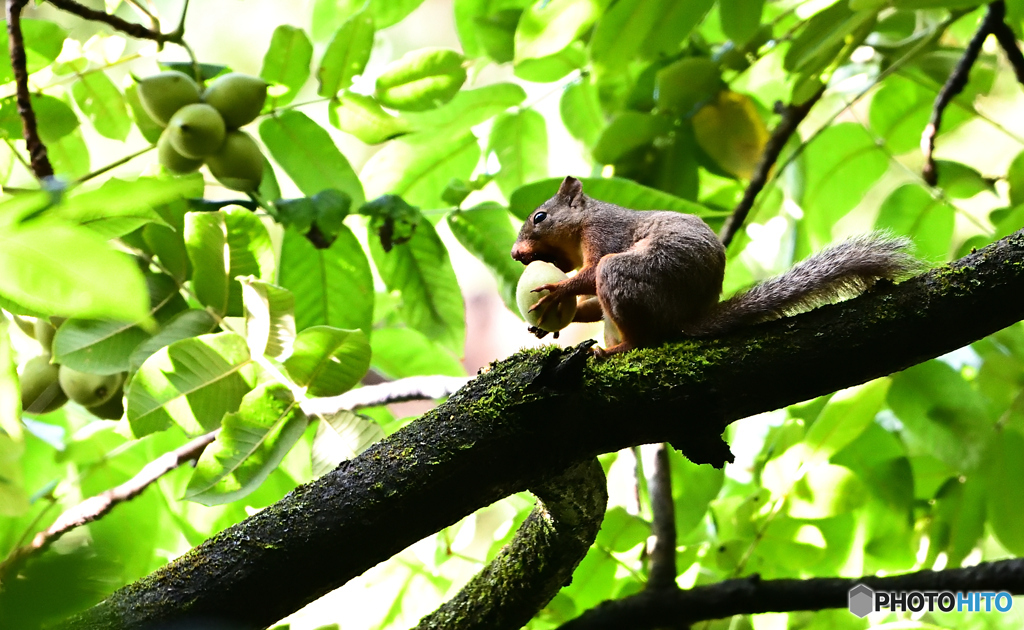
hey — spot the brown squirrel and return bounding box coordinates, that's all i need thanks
[511,176,917,357]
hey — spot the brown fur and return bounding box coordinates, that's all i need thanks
[511,176,917,356]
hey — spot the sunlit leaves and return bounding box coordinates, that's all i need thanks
[70,71,130,142]
[514,0,597,63]
[318,11,375,97]
[52,319,149,375]
[368,209,465,355]
[128,309,217,372]
[592,112,671,165]
[559,76,604,147]
[370,327,465,379]
[984,429,1024,555]
[0,94,78,143]
[0,223,149,321]
[185,383,308,506]
[241,278,296,361]
[875,184,954,261]
[126,332,254,437]
[375,48,467,111]
[284,326,370,396]
[692,91,768,180]
[446,203,522,314]
[361,131,481,210]
[508,177,708,220]
[278,227,374,334]
[489,109,548,199]
[260,110,365,206]
[261,25,313,108]
[0,19,66,82]
[311,411,384,477]
[329,92,412,144]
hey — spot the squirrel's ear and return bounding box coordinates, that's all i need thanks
[558,176,583,207]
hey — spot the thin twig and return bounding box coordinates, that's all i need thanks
[301,375,472,416]
[44,0,164,41]
[6,0,53,179]
[74,144,155,185]
[642,443,678,592]
[719,85,826,247]
[921,1,1004,186]
[991,18,1024,85]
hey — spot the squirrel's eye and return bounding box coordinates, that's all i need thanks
[533,211,547,225]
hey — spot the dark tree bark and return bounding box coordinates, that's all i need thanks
[60,230,1024,629]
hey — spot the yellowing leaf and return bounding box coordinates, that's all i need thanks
[693,91,768,180]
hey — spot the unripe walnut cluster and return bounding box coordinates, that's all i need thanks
[138,71,268,191]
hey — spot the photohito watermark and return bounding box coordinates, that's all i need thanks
[848,584,1014,618]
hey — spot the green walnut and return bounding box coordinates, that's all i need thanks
[166,103,226,159]
[33,319,56,353]
[202,73,268,129]
[516,261,577,332]
[20,355,67,414]
[158,127,203,174]
[87,382,125,420]
[58,366,124,408]
[137,71,202,126]
[205,130,264,191]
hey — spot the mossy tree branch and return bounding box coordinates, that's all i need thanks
[61,229,1024,629]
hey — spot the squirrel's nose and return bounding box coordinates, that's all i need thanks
[511,242,530,263]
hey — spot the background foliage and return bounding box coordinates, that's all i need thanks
[1,0,1024,628]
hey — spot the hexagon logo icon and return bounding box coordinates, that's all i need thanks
[849,584,875,618]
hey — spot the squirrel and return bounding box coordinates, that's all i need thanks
[510,176,918,357]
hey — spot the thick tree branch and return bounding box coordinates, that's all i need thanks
[554,557,1024,629]
[921,1,1004,186]
[62,230,1024,629]
[6,0,53,179]
[415,459,607,630]
[719,85,825,248]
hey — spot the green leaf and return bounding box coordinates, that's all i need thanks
[184,207,275,316]
[0,320,21,442]
[70,70,131,141]
[509,176,709,220]
[50,176,195,238]
[403,83,527,132]
[0,94,79,143]
[934,160,992,199]
[514,40,586,82]
[278,227,374,334]
[489,109,548,200]
[47,128,90,178]
[124,82,163,144]
[927,476,985,567]
[894,0,986,9]
[668,447,723,537]
[126,332,254,437]
[590,0,667,70]
[1007,150,1024,206]
[0,19,66,82]
[185,383,308,506]
[52,319,150,375]
[261,25,313,108]
[514,0,597,62]
[984,429,1024,555]
[784,3,876,74]
[869,75,971,155]
[472,9,521,63]
[639,0,715,58]
[888,360,992,472]
[655,57,722,115]
[795,123,888,244]
[328,92,412,144]
[370,327,465,378]
[592,112,672,165]
[361,131,481,210]
[241,278,296,360]
[375,48,467,112]
[0,223,149,321]
[802,380,889,466]
[128,309,217,372]
[446,203,522,314]
[719,0,764,44]
[317,11,375,97]
[311,411,384,477]
[875,184,954,261]
[560,75,604,148]
[368,212,465,354]
[284,326,370,396]
[260,110,365,206]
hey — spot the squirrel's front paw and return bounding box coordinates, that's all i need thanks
[528,284,564,313]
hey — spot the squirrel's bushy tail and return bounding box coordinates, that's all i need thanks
[696,232,918,335]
